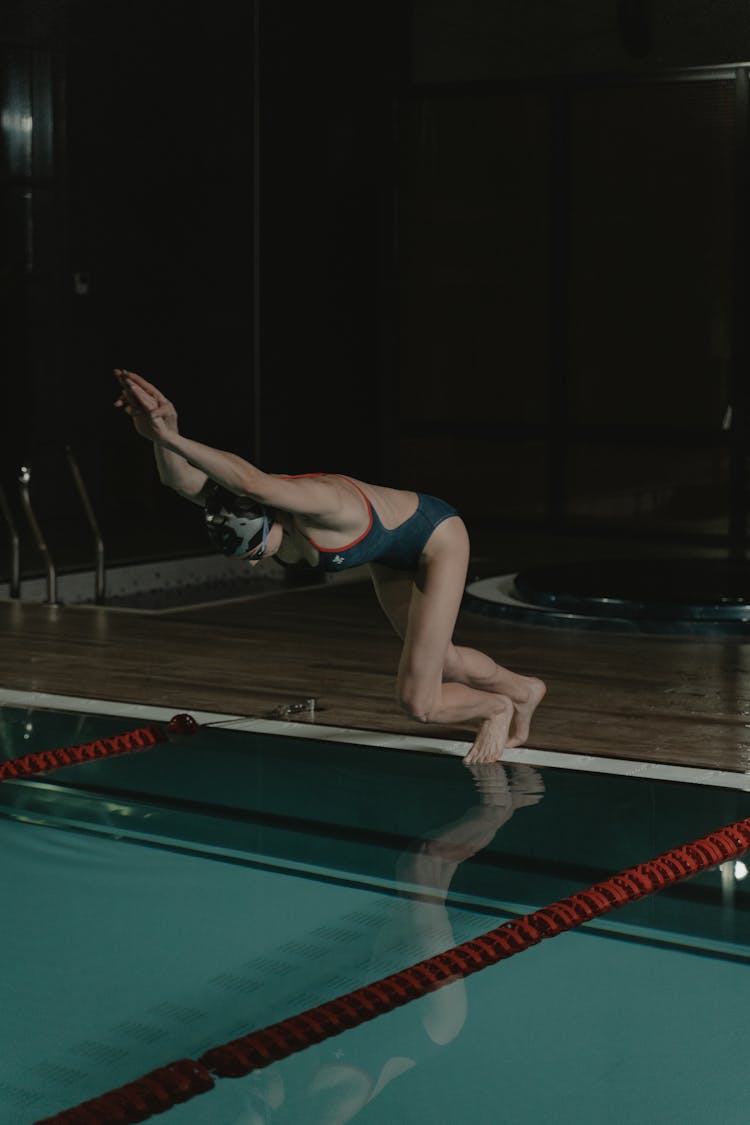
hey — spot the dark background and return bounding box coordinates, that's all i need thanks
[2,0,750,575]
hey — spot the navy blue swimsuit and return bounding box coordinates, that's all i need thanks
[298,477,460,573]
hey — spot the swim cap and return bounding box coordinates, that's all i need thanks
[204,483,270,557]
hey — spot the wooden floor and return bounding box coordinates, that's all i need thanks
[2,571,750,773]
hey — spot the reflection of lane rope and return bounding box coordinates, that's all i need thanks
[0,714,197,782]
[37,816,750,1124]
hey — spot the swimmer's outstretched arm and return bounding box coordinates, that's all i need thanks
[153,445,210,505]
[161,429,338,516]
[114,369,208,504]
[115,369,339,517]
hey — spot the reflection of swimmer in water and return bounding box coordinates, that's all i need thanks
[114,368,546,763]
[236,762,545,1124]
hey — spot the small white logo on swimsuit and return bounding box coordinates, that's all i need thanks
[332,555,345,566]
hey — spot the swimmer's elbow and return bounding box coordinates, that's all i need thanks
[179,487,209,507]
[167,479,209,506]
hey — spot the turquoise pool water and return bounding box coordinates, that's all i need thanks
[1,705,749,1124]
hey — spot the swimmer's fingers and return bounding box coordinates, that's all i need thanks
[113,385,140,413]
[125,380,157,407]
[113,370,178,444]
[124,377,177,428]
[113,370,151,413]
[117,369,169,405]
[113,368,131,408]
[121,380,159,415]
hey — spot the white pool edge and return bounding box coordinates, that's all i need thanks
[1,687,748,791]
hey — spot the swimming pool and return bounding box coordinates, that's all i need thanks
[1,696,749,1124]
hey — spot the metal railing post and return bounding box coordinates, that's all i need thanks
[66,446,106,604]
[0,483,21,598]
[18,465,57,606]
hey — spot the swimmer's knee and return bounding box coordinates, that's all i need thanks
[397,694,433,724]
[396,679,438,724]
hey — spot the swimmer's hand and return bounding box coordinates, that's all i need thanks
[114,369,179,444]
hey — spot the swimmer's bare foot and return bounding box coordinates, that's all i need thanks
[464,706,512,765]
[506,677,546,749]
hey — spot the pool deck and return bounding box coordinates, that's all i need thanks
[1,576,749,776]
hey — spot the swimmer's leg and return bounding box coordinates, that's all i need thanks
[442,644,546,749]
[370,520,544,763]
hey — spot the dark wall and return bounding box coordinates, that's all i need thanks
[1,0,405,571]
[66,2,254,434]
[392,3,750,544]
[393,76,742,540]
[63,0,255,557]
[3,0,750,577]
[255,0,408,478]
[413,0,750,82]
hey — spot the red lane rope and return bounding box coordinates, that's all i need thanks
[35,1061,214,1125]
[0,726,164,781]
[36,814,750,1125]
[0,713,198,783]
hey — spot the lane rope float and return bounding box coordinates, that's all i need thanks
[0,713,199,783]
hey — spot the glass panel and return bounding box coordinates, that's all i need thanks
[397,437,548,521]
[397,93,550,426]
[568,80,735,430]
[566,443,730,533]
[0,47,33,180]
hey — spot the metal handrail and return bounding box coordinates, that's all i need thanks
[0,483,20,598]
[66,446,106,604]
[18,465,57,606]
